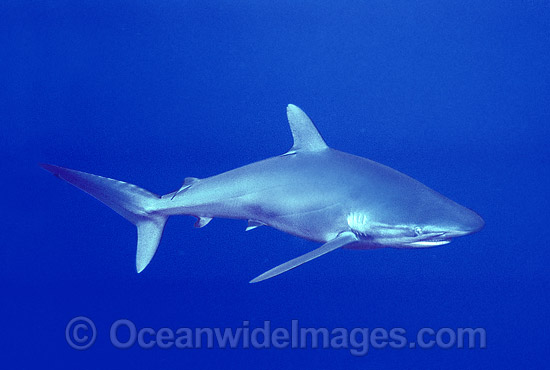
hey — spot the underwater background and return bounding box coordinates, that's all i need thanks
[2,1,549,368]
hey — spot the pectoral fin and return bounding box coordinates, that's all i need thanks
[249,232,359,283]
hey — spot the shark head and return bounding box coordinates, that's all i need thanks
[400,202,485,248]
[347,171,485,249]
[348,200,484,249]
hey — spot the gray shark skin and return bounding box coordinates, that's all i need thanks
[41,105,484,282]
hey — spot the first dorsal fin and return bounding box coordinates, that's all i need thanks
[286,104,328,152]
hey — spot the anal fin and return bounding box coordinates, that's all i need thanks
[194,216,213,228]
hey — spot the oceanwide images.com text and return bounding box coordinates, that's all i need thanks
[66,317,486,356]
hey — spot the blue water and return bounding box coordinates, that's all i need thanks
[2,1,549,368]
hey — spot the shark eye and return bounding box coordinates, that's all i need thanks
[414,227,423,236]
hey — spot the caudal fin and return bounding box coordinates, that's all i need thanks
[40,163,167,272]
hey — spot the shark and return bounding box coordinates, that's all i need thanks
[41,104,484,283]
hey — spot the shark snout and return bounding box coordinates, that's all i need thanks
[447,209,485,237]
[463,210,485,234]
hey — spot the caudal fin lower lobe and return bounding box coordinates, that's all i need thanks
[40,163,167,272]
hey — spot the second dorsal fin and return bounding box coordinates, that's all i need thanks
[286,104,328,152]
[171,177,200,200]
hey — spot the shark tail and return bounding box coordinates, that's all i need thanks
[40,163,167,273]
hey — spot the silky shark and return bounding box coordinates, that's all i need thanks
[41,105,484,282]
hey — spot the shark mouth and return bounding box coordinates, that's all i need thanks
[408,239,451,247]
